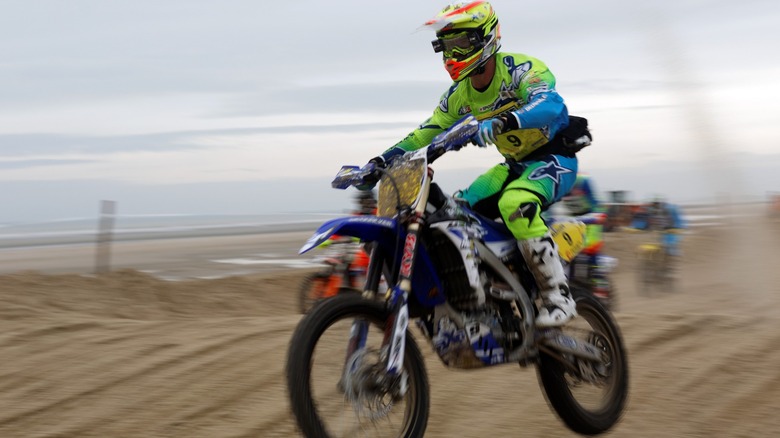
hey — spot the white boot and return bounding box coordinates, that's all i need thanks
[519,234,577,327]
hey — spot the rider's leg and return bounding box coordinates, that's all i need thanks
[584,224,607,294]
[663,231,681,257]
[458,163,512,219]
[500,155,578,327]
[453,164,515,306]
[662,231,681,280]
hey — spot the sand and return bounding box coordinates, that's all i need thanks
[1,207,779,437]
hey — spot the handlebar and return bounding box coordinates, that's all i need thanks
[427,115,480,163]
[331,165,367,190]
[331,115,480,190]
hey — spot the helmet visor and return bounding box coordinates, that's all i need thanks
[432,31,482,60]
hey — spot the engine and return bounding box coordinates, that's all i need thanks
[425,229,482,310]
[420,230,524,368]
[418,303,505,369]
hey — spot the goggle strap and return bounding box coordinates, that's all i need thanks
[432,30,486,54]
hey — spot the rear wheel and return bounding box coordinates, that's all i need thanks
[537,293,629,435]
[660,252,677,292]
[287,294,430,437]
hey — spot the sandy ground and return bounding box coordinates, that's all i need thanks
[1,207,780,437]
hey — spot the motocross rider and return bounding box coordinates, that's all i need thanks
[362,1,591,327]
[643,196,686,257]
[562,173,605,259]
[355,190,378,216]
[561,173,614,301]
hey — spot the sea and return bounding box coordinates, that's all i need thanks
[0,212,343,250]
[0,203,769,280]
[0,202,766,250]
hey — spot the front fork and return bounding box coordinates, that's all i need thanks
[343,242,384,370]
[343,167,432,391]
[342,229,417,379]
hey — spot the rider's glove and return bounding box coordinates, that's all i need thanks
[356,156,385,190]
[367,156,386,169]
[472,117,506,148]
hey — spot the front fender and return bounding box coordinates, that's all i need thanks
[299,216,399,254]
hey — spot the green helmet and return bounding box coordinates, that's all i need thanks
[424,1,501,82]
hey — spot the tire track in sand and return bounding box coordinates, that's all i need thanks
[0,318,296,436]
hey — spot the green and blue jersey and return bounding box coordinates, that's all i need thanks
[382,52,569,162]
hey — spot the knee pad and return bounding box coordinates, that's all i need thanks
[498,189,549,240]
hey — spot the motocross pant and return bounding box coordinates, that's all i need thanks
[459,154,578,239]
[662,231,681,257]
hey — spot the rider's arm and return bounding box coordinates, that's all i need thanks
[504,91,567,131]
[498,57,569,138]
[374,85,462,164]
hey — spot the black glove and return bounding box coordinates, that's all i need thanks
[560,115,592,152]
[367,156,386,169]
[356,156,385,190]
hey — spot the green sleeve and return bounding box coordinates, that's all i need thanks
[380,85,462,161]
[517,56,557,102]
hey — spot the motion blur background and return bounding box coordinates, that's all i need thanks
[2,4,780,436]
[1,0,778,224]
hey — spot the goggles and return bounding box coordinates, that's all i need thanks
[432,31,484,60]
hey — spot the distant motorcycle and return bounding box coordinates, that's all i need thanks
[286,116,628,437]
[298,239,368,313]
[635,229,678,295]
[549,213,619,310]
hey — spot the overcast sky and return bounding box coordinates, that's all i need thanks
[1,0,779,222]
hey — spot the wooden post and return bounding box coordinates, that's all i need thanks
[95,200,116,274]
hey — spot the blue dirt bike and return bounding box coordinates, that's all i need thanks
[286,116,629,437]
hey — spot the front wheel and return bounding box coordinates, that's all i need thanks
[286,293,430,438]
[537,293,629,435]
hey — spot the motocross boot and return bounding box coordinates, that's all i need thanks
[519,233,577,327]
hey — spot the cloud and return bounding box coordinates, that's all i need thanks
[0,132,203,157]
[0,158,97,170]
[212,81,445,118]
[0,121,417,158]
[0,0,778,222]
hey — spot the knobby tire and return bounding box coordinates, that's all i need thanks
[537,293,629,435]
[286,293,430,438]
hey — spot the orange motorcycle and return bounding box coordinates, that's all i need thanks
[298,238,369,313]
